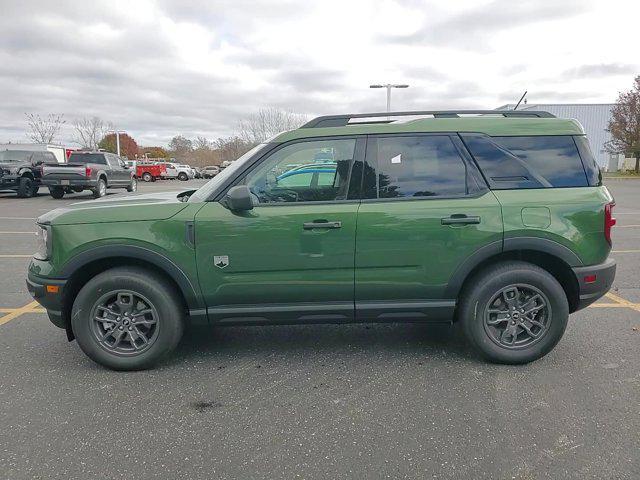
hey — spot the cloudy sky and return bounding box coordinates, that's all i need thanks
[1,0,638,147]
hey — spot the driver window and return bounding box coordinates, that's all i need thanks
[244,139,356,204]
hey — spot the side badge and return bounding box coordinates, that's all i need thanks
[214,255,229,269]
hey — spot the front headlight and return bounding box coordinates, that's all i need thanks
[34,224,52,260]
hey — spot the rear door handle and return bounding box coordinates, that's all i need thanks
[441,214,481,225]
[303,220,342,230]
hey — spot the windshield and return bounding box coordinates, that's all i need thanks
[0,150,34,163]
[189,143,267,202]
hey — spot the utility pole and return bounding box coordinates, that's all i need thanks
[370,84,409,112]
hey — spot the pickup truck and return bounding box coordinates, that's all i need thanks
[0,149,58,197]
[42,151,137,199]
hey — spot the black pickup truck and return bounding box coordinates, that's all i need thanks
[41,151,137,199]
[0,149,58,197]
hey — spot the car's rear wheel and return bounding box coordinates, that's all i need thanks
[93,178,107,198]
[71,267,184,370]
[142,172,152,182]
[458,261,568,364]
[126,177,137,192]
[17,176,35,198]
[49,187,65,199]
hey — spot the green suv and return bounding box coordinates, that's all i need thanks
[26,110,616,370]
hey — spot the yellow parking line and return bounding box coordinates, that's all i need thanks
[0,301,42,326]
[589,303,628,308]
[604,292,640,313]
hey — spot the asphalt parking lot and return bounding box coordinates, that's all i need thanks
[1,179,639,479]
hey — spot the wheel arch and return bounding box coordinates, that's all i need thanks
[446,239,581,315]
[59,246,206,337]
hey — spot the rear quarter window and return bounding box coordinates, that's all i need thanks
[492,136,589,187]
[462,134,592,189]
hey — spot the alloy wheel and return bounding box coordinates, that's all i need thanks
[90,290,160,356]
[483,284,551,349]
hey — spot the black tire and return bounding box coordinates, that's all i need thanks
[17,176,35,198]
[71,266,184,371]
[93,178,107,198]
[126,177,137,192]
[142,172,152,182]
[49,187,65,199]
[178,172,188,181]
[458,261,569,364]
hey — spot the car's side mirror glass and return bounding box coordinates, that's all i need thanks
[224,185,254,211]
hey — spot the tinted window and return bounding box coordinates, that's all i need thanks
[0,150,34,163]
[493,136,588,187]
[365,135,469,199]
[69,153,107,165]
[461,134,547,190]
[244,139,355,203]
[42,152,57,164]
[574,136,602,186]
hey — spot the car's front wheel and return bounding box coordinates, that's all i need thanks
[17,176,36,198]
[142,172,152,182]
[177,172,188,181]
[458,261,569,364]
[71,267,184,370]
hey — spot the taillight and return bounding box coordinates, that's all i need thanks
[604,201,616,245]
[85,166,92,177]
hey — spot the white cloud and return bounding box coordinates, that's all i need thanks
[0,0,638,146]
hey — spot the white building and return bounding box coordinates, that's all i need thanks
[497,103,616,169]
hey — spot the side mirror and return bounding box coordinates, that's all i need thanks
[224,185,254,211]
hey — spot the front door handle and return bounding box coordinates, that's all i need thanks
[303,220,342,230]
[441,214,481,225]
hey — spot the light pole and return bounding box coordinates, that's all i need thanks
[370,84,409,112]
[108,130,126,156]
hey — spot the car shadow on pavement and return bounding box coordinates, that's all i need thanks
[170,322,477,366]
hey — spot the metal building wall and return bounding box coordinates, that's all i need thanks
[508,104,614,167]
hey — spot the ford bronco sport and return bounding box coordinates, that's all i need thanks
[26,110,616,370]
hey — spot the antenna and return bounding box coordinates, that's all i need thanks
[513,90,527,111]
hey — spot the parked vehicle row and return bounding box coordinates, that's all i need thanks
[1,148,223,198]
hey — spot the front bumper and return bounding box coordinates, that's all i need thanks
[572,258,616,311]
[0,174,20,189]
[26,271,67,329]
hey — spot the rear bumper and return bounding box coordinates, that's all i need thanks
[26,271,67,329]
[572,258,616,311]
[42,178,95,188]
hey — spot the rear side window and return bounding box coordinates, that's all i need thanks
[573,136,602,186]
[461,134,547,190]
[364,135,473,199]
[492,136,589,187]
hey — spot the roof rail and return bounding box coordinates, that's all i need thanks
[301,110,555,128]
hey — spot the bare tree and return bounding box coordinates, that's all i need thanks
[213,136,254,163]
[25,113,65,144]
[605,75,640,173]
[193,136,211,150]
[238,107,308,144]
[72,116,113,150]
